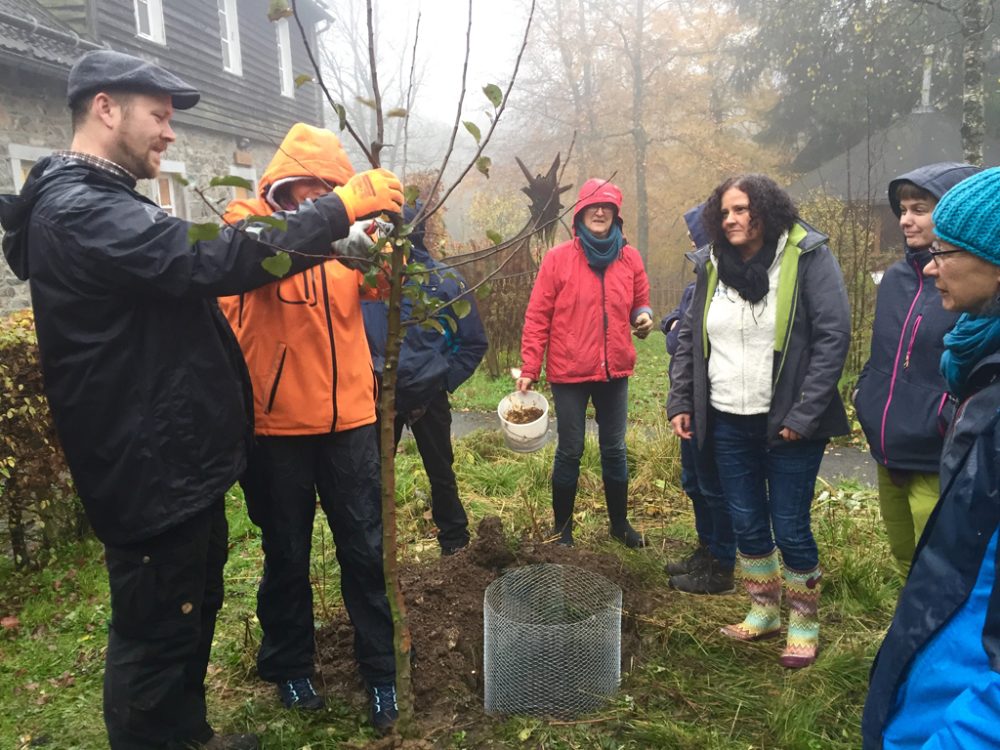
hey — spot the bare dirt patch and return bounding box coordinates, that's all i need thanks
[314,515,664,743]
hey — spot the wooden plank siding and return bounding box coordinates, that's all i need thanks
[93,0,324,141]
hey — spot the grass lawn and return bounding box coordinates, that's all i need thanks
[0,423,894,749]
[451,333,671,422]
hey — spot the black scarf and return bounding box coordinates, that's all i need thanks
[716,240,778,303]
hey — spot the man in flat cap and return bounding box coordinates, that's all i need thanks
[0,49,404,750]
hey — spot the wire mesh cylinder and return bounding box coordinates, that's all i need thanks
[483,563,622,717]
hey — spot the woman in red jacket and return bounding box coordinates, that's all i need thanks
[517,179,654,547]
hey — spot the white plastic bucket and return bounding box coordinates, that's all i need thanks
[497,391,550,453]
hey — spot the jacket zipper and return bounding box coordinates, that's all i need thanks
[880,259,924,462]
[600,271,610,380]
[904,315,923,369]
[319,270,338,429]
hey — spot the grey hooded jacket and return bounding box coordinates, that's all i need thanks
[667,221,851,448]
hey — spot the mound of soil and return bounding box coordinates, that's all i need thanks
[503,405,544,424]
[314,516,661,738]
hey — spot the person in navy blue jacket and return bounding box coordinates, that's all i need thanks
[862,166,1000,750]
[362,201,488,554]
[662,204,736,594]
[854,163,979,576]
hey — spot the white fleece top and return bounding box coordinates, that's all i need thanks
[706,234,787,415]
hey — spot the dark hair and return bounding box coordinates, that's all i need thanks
[895,182,936,205]
[701,174,798,250]
[70,89,135,132]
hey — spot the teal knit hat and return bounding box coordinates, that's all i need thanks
[932,167,1000,266]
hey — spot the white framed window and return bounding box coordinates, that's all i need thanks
[145,159,186,218]
[276,18,294,98]
[134,0,165,44]
[8,144,54,192]
[229,165,257,202]
[217,0,242,75]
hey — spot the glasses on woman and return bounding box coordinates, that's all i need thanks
[928,242,964,265]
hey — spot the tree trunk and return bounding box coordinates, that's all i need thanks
[631,0,649,265]
[960,0,986,166]
[379,242,414,731]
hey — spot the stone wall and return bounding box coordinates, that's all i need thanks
[0,67,277,315]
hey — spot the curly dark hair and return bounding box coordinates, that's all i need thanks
[701,174,798,251]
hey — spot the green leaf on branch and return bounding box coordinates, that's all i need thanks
[267,0,293,21]
[463,121,482,143]
[261,251,292,278]
[387,107,409,118]
[173,174,189,187]
[246,215,289,232]
[475,156,492,178]
[483,83,503,108]
[451,299,471,319]
[209,175,253,190]
[294,74,313,88]
[333,103,347,131]
[187,222,220,244]
[475,283,492,300]
[486,229,502,246]
[404,185,421,207]
[363,266,380,290]
[356,96,377,109]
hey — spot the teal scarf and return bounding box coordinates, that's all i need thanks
[940,313,1000,395]
[576,221,624,270]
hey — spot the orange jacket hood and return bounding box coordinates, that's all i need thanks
[227,123,356,220]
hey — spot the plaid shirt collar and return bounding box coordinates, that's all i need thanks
[54,150,138,187]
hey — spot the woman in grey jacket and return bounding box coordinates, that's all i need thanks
[667,174,850,668]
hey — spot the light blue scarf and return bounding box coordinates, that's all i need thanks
[940,313,1000,395]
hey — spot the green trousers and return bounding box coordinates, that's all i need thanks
[877,465,940,576]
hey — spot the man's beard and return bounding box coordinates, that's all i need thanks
[112,131,160,180]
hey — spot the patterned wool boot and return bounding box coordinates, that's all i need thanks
[720,549,782,641]
[779,565,822,669]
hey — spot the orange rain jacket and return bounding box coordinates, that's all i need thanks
[219,123,379,435]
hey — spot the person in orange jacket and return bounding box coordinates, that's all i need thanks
[218,123,397,732]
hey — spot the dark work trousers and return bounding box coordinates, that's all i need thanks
[680,415,736,566]
[388,390,470,552]
[103,499,227,750]
[240,423,395,687]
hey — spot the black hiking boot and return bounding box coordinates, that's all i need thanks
[669,557,736,595]
[665,544,711,576]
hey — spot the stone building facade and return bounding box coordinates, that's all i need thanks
[0,0,329,314]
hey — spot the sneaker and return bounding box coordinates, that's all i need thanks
[277,677,325,711]
[369,683,399,734]
[669,558,735,595]
[187,734,260,750]
[664,544,711,576]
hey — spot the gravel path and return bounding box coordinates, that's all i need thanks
[411,410,877,487]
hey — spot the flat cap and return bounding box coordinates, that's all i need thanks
[68,50,200,109]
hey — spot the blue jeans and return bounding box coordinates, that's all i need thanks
[550,378,629,487]
[681,422,736,565]
[711,410,826,571]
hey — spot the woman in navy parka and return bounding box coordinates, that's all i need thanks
[862,167,1000,749]
[854,163,980,576]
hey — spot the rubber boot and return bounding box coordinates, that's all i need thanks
[720,549,782,641]
[552,480,577,546]
[779,565,822,668]
[604,479,645,548]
